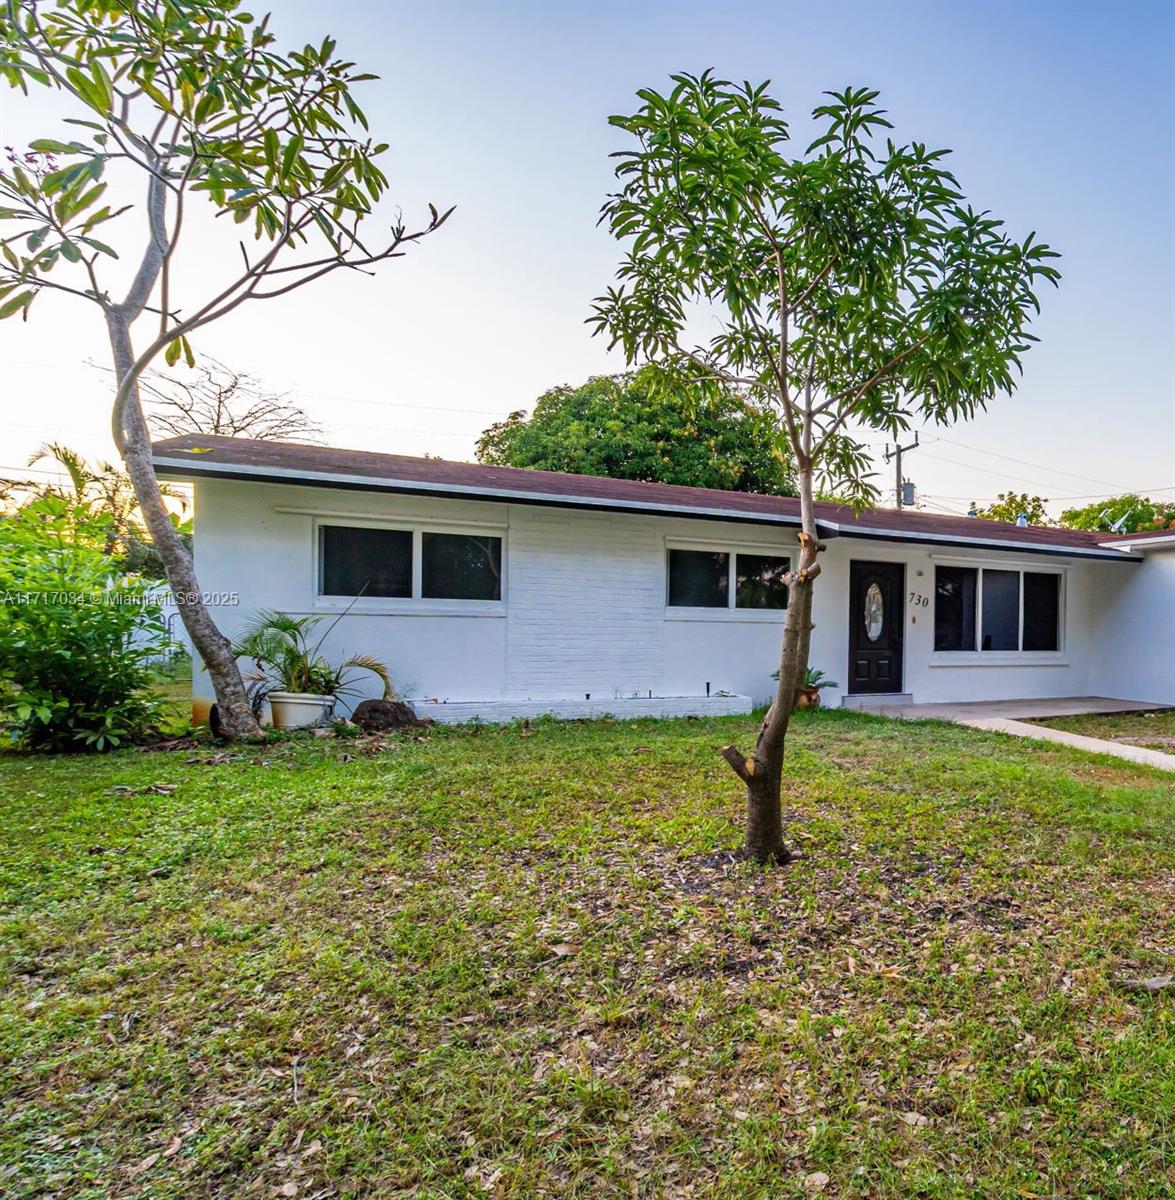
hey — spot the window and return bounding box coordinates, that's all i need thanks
[668,549,729,607]
[735,554,790,609]
[422,532,502,601]
[935,566,977,651]
[934,564,1061,653]
[319,523,504,604]
[981,569,1020,651]
[321,525,411,597]
[667,547,790,610]
[1022,572,1061,651]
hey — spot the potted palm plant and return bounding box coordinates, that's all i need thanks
[794,666,838,709]
[773,666,839,710]
[233,609,395,729]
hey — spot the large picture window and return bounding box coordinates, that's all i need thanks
[934,564,1060,653]
[667,547,790,610]
[319,524,504,604]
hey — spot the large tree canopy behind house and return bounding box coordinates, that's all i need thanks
[476,368,795,495]
[1059,494,1175,533]
[975,491,1051,525]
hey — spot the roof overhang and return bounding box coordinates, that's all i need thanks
[154,454,1139,563]
[153,454,808,528]
[1099,533,1175,554]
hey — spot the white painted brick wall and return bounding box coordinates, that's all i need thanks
[505,508,665,698]
[189,478,1146,712]
[416,693,752,724]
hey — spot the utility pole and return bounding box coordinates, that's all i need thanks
[884,432,919,510]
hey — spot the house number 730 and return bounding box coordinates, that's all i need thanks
[908,592,929,608]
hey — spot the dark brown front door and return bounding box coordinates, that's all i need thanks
[848,561,904,694]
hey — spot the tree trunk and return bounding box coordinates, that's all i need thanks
[107,315,262,740]
[722,464,823,864]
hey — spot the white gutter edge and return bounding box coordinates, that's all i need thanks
[1098,533,1175,553]
[820,521,1125,558]
[152,454,1134,561]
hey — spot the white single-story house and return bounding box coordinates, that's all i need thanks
[153,435,1175,723]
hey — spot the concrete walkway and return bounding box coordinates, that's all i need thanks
[852,696,1175,773]
[959,717,1175,772]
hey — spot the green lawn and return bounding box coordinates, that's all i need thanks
[1,711,1172,1199]
[1028,709,1175,754]
[149,659,194,734]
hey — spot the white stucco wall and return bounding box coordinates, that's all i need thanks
[189,477,1150,712]
[1089,548,1175,705]
[809,539,1115,706]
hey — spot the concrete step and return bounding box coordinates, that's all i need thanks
[841,693,914,711]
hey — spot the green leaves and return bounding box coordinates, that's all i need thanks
[0,495,165,752]
[28,138,84,155]
[475,366,796,496]
[593,72,1059,495]
[1,0,413,272]
[64,62,113,115]
[280,133,304,181]
[163,335,195,368]
[0,288,34,319]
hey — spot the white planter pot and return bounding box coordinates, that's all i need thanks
[268,691,335,729]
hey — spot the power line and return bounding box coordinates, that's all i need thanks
[922,485,1175,504]
[916,449,1062,492]
[917,498,971,517]
[910,450,1160,502]
[297,392,506,418]
[927,433,1133,492]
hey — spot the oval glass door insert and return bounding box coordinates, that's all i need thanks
[864,582,884,641]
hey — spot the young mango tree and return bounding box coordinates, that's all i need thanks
[591,73,1059,864]
[0,0,450,738]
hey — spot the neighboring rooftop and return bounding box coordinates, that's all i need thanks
[1098,528,1175,552]
[153,434,1138,561]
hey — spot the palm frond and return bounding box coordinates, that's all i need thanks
[337,652,396,700]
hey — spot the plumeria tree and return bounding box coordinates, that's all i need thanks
[0,0,450,738]
[592,73,1059,863]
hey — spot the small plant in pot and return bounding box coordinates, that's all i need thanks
[233,609,395,730]
[795,667,838,709]
[772,666,839,710]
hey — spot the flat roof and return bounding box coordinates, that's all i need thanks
[153,434,1138,562]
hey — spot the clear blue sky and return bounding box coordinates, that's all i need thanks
[2,0,1172,513]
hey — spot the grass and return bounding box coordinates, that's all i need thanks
[1027,709,1175,754]
[1,710,1172,1199]
[148,657,194,733]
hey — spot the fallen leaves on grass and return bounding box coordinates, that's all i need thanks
[2,712,1172,1198]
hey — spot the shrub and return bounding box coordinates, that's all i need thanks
[0,497,165,751]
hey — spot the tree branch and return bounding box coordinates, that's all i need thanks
[721,744,755,784]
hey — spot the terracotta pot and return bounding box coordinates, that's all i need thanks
[794,687,821,710]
